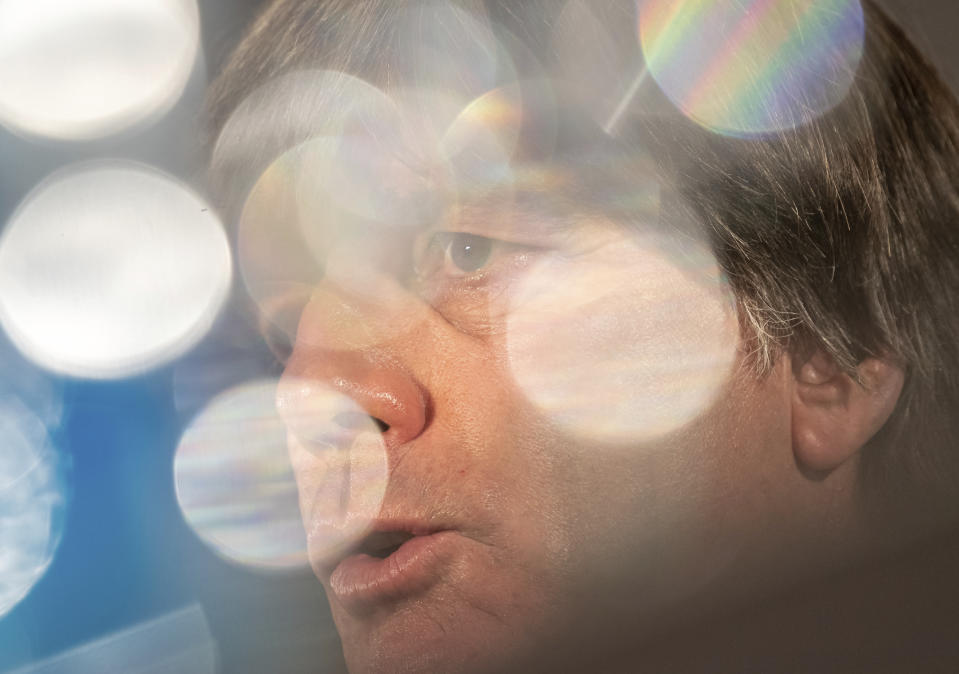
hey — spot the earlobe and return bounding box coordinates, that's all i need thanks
[791,351,905,473]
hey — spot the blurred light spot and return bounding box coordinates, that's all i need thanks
[210,69,402,215]
[392,2,515,100]
[229,75,562,356]
[175,378,389,571]
[277,377,389,568]
[174,380,308,570]
[9,604,215,674]
[638,0,865,136]
[237,134,432,353]
[507,228,738,444]
[0,161,232,379]
[218,70,418,353]
[0,0,200,141]
[234,140,338,352]
[441,85,524,191]
[0,397,68,620]
[552,0,642,127]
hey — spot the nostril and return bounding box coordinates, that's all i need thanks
[332,411,389,434]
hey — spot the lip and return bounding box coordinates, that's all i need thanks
[327,529,459,612]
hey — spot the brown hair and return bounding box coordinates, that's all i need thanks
[642,5,959,521]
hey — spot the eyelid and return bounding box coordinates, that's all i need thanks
[413,230,539,283]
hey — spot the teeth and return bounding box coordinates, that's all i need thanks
[359,531,415,558]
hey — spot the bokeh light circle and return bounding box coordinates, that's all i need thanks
[278,377,389,567]
[552,0,639,128]
[174,379,388,570]
[174,380,309,570]
[391,2,513,100]
[507,228,739,444]
[211,70,402,218]
[638,0,865,136]
[0,161,232,379]
[0,397,68,619]
[224,71,416,352]
[0,0,200,141]
[237,126,435,354]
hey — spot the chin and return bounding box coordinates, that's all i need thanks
[321,549,570,673]
[331,599,542,674]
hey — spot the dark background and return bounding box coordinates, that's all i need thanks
[0,1,956,673]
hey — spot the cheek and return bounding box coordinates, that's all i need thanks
[487,234,759,621]
[552,354,794,631]
[504,235,740,446]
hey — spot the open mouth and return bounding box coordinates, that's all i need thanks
[355,530,416,559]
[327,528,458,609]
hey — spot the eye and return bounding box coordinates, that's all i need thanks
[447,233,493,273]
[415,232,499,279]
[410,229,544,325]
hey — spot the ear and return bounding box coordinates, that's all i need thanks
[791,351,905,473]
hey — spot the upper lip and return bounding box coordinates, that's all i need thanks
[317,516,450,574]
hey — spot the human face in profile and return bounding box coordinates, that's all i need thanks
[267,131,813,671]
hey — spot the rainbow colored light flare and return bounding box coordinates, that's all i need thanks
[638,0,865,137]
[174,380,309,571]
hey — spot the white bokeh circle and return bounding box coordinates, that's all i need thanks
[174,380,312,571]
[175,378,389,572]
[0,0,200,141]
[507,230,739,444]
[0,160,232,379]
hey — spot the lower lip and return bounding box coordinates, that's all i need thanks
[328,531,458,611]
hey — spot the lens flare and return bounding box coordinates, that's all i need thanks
[391,2,514,100]
[552,0,643,127]
[0,161,232,379]
[0,397,68,620]
[441,85,524,191]
[211,70,402,217]
[236,143,329,354]
[237,138,434,354]
[174,378,389,570]
[277,377,389,567]
[0,0,200,141]
[237,127,435,353]
[638,0,865,136]
[507,227,738,444]
[174,380,309,570]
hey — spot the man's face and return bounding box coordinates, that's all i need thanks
[271,178,804,671]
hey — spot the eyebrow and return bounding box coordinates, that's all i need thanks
[448,151,661,238]
[451,175,594,242]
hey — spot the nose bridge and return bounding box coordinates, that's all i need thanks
[279,270,431,451]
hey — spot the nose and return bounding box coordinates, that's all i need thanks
[276,271,430,452]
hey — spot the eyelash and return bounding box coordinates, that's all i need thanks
[414,231,529,283]
[263,231,542,361]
